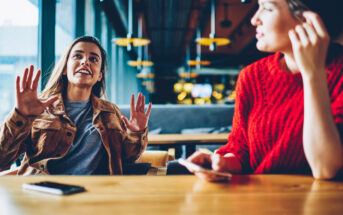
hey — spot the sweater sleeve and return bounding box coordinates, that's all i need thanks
[329,56,343,140]
[216,67,251,172]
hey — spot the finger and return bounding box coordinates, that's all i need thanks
[27,65,34,89]
[32,69,41,90]
[130,94,135,117]
[302,23,317,44]
[211,154,228,172]
[16,76,20,100]
[136,93,142,112]
[288,29,301,50]
[302,11,328,38]
[22,67,29,90]
[42,96,58,108]
[187,151,211,166]
[295,25,309,46]
[121,115,130,129]
[141,95,146,112]
[145,102,152,117]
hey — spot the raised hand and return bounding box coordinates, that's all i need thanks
[121,93,152,132]
[288,11,330,79]
[16,65,58,116]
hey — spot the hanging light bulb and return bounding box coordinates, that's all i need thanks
[188,28,211,67]
[112,0,150,51]
[128,14,154,69]
[196,0,230,51]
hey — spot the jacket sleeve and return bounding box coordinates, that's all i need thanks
[111,105,148,163]
[216,68,251,172]
[122,127,148,163]
[0,108,34,171]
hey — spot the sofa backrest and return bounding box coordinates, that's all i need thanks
[118,104,235,134]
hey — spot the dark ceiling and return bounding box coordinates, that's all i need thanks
[101,0,267,74]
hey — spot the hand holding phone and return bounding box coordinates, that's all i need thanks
[23,181,86,195]
[178,158,232,178]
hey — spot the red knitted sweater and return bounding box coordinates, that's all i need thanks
[217,48,343,174]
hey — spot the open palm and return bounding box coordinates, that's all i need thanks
[121,93,152,132]
[16,65,58,116]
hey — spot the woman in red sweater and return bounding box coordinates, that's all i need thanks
[185,0,343,181]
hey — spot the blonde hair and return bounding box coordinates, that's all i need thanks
[40,36,108,99]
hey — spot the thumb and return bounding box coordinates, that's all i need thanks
[42,96,58,109]
[211,154,226,172]
[121,116,130,128]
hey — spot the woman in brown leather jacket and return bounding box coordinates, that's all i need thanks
[0,36,152,175]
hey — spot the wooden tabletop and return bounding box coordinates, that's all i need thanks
[148,133,229,145]
[1,174,343,215]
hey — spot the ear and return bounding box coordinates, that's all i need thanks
[97,71,103,82]
[63,69,67,76]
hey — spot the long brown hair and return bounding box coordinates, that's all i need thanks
[40,36,108,99]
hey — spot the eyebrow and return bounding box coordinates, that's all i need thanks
[259,0,278,5]
[74,50,100,59]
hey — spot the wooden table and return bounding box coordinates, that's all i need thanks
[1,175,343,215]
[148,133,229,157]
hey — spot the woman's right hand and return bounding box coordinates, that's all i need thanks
[186,151,235,182]
[16,65,58,116]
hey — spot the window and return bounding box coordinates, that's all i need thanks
[0,0,38,122]
[55,0,74,61]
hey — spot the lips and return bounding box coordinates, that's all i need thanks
[255,30,264,39]
[75,69,92,76]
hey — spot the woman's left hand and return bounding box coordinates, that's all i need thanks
[288,11,330,79]
[121,93,152,132]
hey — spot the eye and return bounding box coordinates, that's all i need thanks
[89,57,99,63]
[261,4,274,12]
[73,54,82,59]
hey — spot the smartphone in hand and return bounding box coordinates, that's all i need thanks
[23,181,86,195]
[178,158,232,178]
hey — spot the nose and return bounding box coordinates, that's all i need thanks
[81,57,89,65]
[250,10,260,26]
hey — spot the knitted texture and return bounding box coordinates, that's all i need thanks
[217,50,343,174]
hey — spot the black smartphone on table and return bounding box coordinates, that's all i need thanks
[22,181,86,195]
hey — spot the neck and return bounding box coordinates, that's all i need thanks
[281,51,300,74]
[66,85,92,101]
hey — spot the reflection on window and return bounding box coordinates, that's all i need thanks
[0,0,38,122]
[55,0,74,61]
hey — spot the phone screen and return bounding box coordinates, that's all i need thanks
[23,181,86,195]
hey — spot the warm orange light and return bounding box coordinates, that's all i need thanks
[128,60,154,67]
[187,60,211,66]
[113,38,150,47]
[179,73,198,78]
[136,73,155,79]
[196,37,230,46]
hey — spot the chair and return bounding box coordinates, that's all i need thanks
[139,149,175,168]
[0,167,19,176]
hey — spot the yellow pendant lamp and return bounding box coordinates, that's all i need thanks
[196,0,230,51]
[112,0,150,51]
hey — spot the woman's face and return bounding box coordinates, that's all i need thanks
[251,0,300,53]
[64,41,103,89]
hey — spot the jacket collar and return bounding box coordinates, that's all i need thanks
[48,93,115,115]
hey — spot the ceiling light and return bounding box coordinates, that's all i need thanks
[196,0,231,51]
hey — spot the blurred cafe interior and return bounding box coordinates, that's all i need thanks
[0,0,266,159]
[0,0,266,117]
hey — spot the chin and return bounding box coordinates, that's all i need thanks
[256,42,275,53]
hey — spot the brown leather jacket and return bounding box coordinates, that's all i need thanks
[0,94,148,175]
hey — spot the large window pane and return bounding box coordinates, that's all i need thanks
[0,0,38,122]
[85,0,95,36]
[55,0,74,61]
